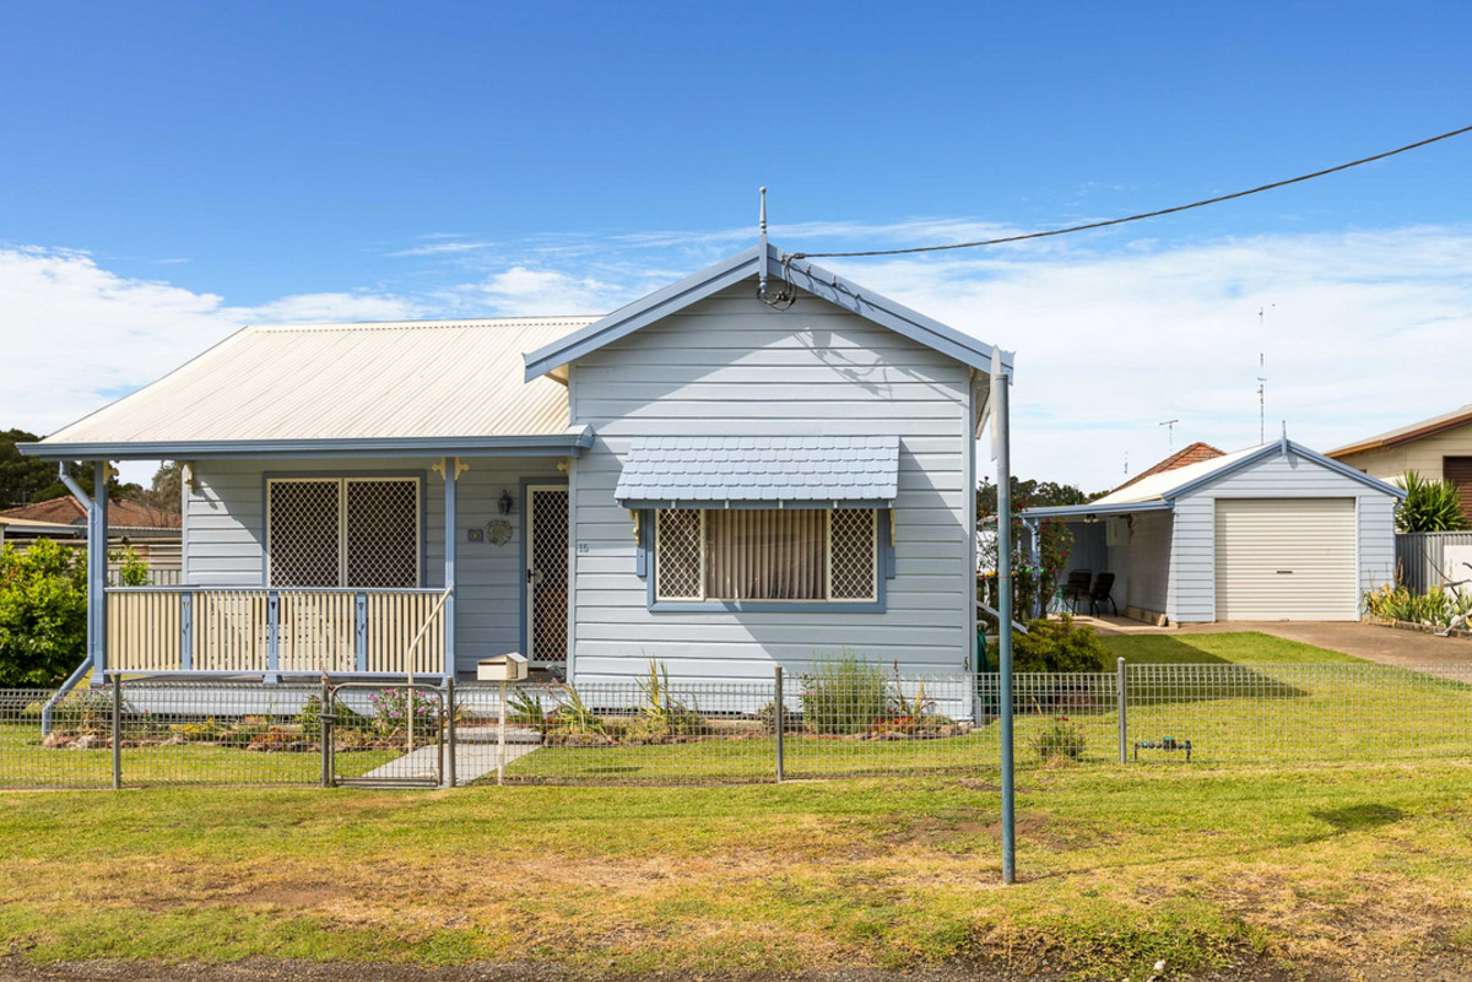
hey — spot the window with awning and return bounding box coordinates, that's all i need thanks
[654,507,878,603]
[622,435,896,608]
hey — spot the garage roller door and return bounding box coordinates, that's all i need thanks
[1214,498,1357,620]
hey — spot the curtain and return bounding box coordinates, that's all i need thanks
[704,509,828,600]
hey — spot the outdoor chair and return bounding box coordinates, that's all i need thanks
[1062,569,1092,612]
[1089,572,1118,617]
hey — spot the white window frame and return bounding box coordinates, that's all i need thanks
[266,476,422,588]
[653,507,879,604]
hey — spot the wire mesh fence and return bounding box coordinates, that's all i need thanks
[5,661,1472,789]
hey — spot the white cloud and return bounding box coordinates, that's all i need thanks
[0,247,416,442]
[826,226,1472,489]
[446,266,627,316]
[6,224,1469,494]
[386,241,493,257]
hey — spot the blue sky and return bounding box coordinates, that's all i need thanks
[3,2,1471,487]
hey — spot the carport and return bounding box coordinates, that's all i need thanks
[1023,439,1405,625]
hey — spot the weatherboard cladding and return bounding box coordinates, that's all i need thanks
[567,280,974,683]
[613,436,900,504]
[38,317,598,448]
[523,243,1010,381]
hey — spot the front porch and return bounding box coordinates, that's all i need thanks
[106,586,452,677]
[61,445,583,684]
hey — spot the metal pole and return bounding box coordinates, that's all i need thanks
[1116,657,1128,764]
[110,673,122,790]
[773,665,785,783]
[445,677,457,789]
[497,679,508,786]
[320,677,332,788]
[993,356,1016,885]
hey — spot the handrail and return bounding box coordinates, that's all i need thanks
[400,587,452,756]
[976,599,1030,635]
[40,658,92,735]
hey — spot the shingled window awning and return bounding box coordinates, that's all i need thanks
[614,436,900,509]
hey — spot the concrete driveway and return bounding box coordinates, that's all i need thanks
[1185,620,1472,671]
[1078,614,1472,670]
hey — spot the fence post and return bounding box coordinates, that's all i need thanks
[179,592,193,671]
[445,676,457,789]
[1116,657,1128,764]
[111,674,122,790]
[266,591,280,682]
[773,665,785,784]
[354,593,368,672]
[320,677,332,788]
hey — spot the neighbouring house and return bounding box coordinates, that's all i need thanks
[1328,404,1472,522]
[20,243,1006,691]
[1022,437,1404,624]
[0,495,182,583]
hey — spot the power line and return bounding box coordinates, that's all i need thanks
[788,124,1472,260]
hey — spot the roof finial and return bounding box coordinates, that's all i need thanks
[757,186,770,300]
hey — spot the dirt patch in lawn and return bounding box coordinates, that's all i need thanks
[0,950,1330,981]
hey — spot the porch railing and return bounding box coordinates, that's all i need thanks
[104,587,449,676]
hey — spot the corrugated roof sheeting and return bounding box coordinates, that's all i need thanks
[1089,446,1262,505]
[41,318,599,446]
[614,435,900,504]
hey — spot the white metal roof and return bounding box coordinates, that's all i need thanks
[1088,445,1263,506]
[38,317,599,449]
[1022,439,1405,521]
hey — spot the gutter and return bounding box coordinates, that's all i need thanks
[39,658,92,735]
[18,430,596,461]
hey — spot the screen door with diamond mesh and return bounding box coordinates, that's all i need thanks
[526,485,569,665]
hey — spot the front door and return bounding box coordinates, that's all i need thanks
[525,485,569,666]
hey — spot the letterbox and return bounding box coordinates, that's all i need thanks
[476,652,529,682]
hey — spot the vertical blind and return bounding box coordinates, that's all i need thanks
[655,508,878,603]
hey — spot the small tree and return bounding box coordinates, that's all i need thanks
[977,477,1098,617]
[1395,471,1470,533]
[112,544,150,586]
[0,539,88,686]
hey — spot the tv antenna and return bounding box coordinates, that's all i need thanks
[1257,305,1274,445]
[1159,418,1180,452]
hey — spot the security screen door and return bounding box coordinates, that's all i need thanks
[525,485,569,666]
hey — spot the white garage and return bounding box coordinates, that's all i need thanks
[1023,439,1404,624]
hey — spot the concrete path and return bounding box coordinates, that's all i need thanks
[357,739,539,786]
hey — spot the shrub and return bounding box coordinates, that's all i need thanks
[168,717,230,743]
[1395,471,1471,532]
[1011,615,1108,672]
[367,687,439,736]
[112,545,149,587]
[0,539,87,687]
[1364,584,1472,628]
[800,654,894,735]
[1030,716,1086,761]
[632,659,704,740]
[543,684,609,745]
[297,695,325,741]
[507,687,551,737]
[49,688,112,736]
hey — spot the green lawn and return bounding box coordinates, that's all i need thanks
[0,723,398,789]
[9,632,1465,789]
[4,760,1472,978]
[4,633,1471,976]
[1100,630,1361,665]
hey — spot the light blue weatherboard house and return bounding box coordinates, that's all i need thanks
[22,238,1010,698]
